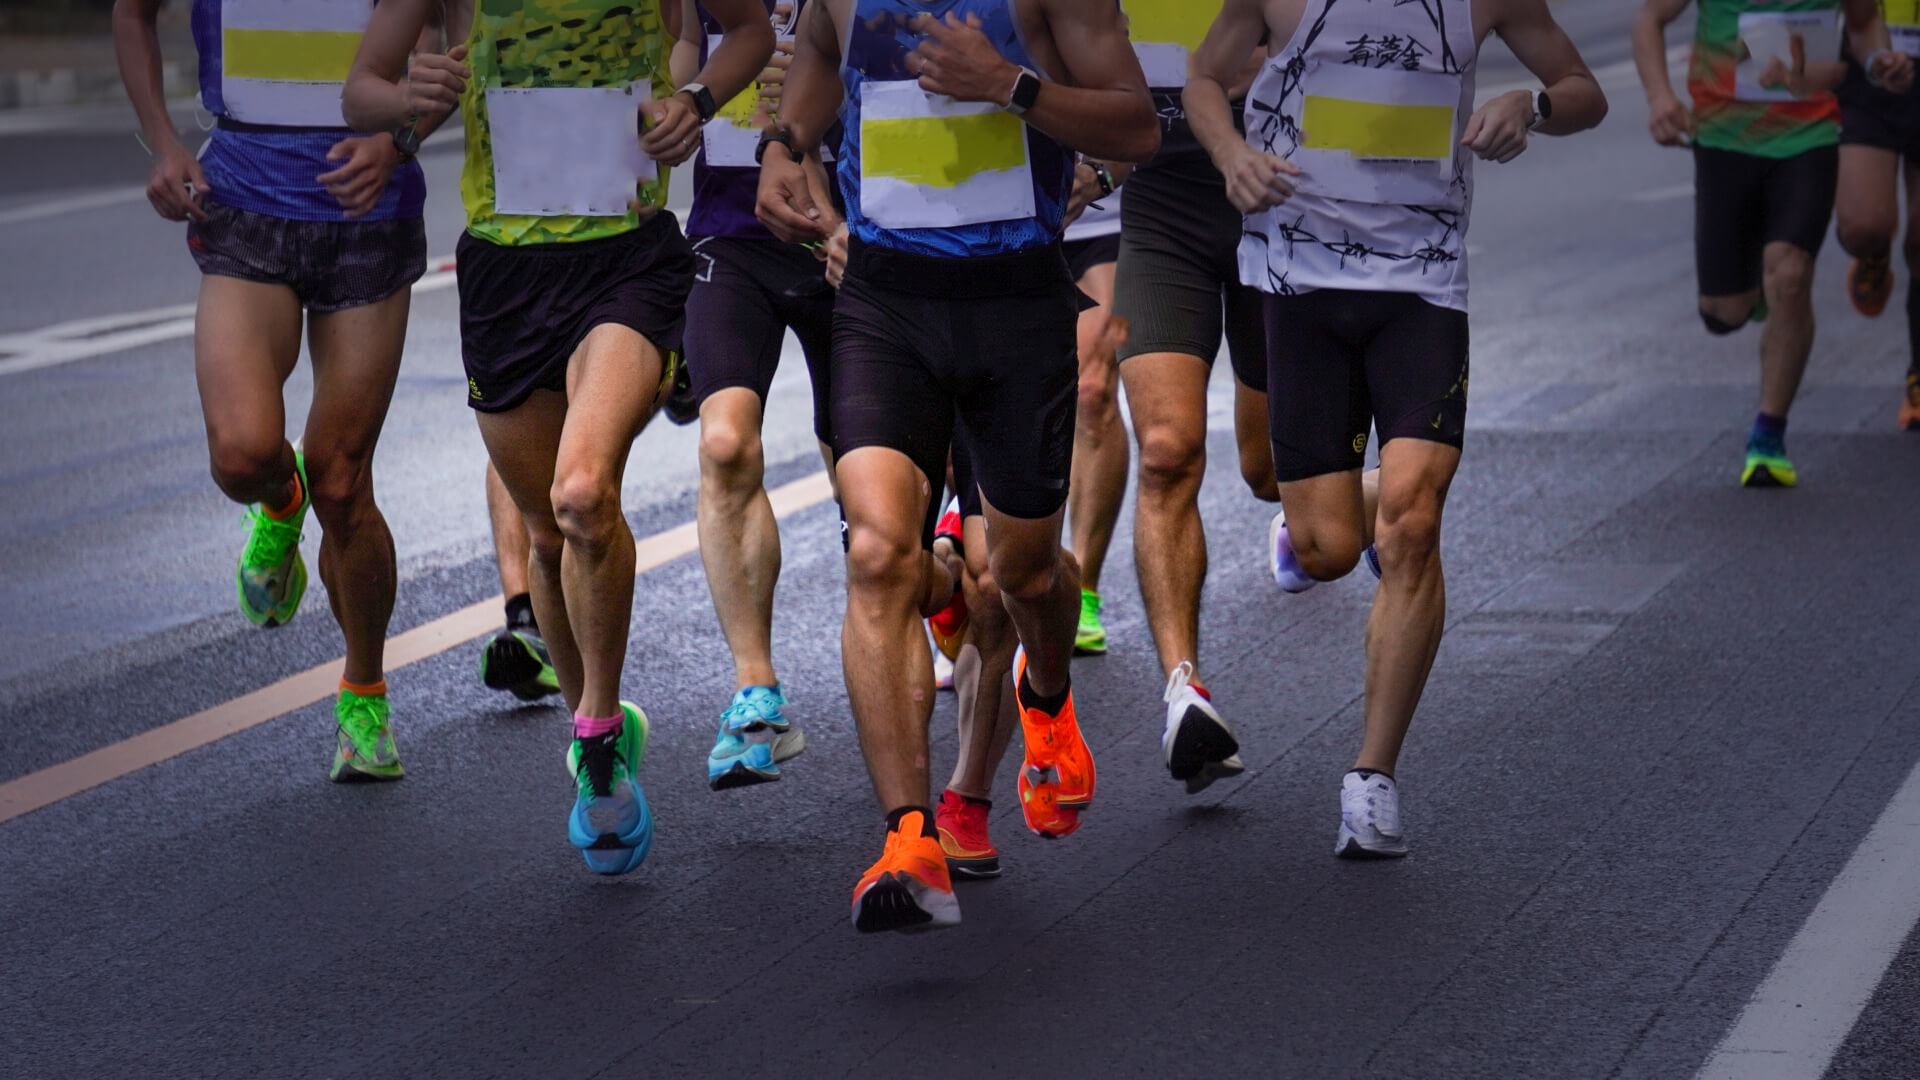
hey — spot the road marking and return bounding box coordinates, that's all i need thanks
[0,469,837,827]
[0,260,458,377]
[1623,182,1692,204]
[1696,758,1920,1080]
[0,186,148,226]
[1478,45,1684,103]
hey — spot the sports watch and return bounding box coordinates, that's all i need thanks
[1528,89,1553,131]
[756,126,805,165]
[1006,66,1042,116]
[679,82,719,122]
[391,121,422,161]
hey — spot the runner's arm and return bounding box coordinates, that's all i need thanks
[1843,0,1916,94]
[756,0,843,240]
[343,0,464,132]
[1491,0,1607,135]
[672,0,703,88]
[113,0,213,221]
[1187,0,1298,213]
[684,0,776,122]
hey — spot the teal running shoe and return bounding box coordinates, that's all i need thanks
[330,687,405,783]
[707,684,806,790]
[567,702,653,875]
[236,452,309,628]
[1741,435,1798,488]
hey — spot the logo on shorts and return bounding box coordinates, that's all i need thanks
[1352,432,1369,455]
[469,377,484,402]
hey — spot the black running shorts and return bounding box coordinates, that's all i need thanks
[684,236,836,443]
[1112,154,1266,391]
[1692,144,1838,297]
[187,202,425,312]
[456,213,695,414]
[1063,232,1120,284]
[833,240,1079,522]
[1263,288,1468,483]
[1838,47,1920,158]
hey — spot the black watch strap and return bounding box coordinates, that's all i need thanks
[756,127,804,165]
[391,122,421,160]
[681,83,719,122]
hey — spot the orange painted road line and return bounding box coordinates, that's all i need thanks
[0,470,836,826]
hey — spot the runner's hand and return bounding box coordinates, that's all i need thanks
[1647,91,1693,147]
[1220,144,1298,213]
[908,13,1019,105]
[756,148,828,242]
[1462,90,1531,163]
[1064,162,1103,228]
[1872,50,1916,95]
[319,135,400,219]
[146,141,211,223]
[642,93,703,167]
[406,45,469,121]
[823,221,850,289]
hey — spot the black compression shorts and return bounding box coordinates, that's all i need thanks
[1063,233,1120,284]
[457,213,694,414]
[1263,288,1468,483]
[832,240,1079,522]
[1838,45,1920,158]
[1113,153,1266,391]
[684,236,835,443]
[1692,144,1837,297]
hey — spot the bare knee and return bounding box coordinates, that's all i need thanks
[305,451,376,531]
[550,470,623,553]
[1076,362,1116,421]
[1290,518,1364,582]
[1374,491,1444,578]
[845,524,923,596]
[991,541,1068,607]
[1838,212,1896,259]
[525,518,565,569]
[207,436,284,499]
[1763,249,1815,310]
[699,415,763,484]
[1136,424,1204,496]
[1698,294,1758,335]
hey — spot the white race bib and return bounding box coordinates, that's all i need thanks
[220,0,369,127]
[1123,0,1224,89]
[702,34,780,167]
[487,85,657,217]
[1289,63,1460,208]
[1735,11,1842,102]
[858,80,1033,231]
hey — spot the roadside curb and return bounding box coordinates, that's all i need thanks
[0,62,186,111]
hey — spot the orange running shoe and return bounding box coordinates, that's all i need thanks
[928,595,968,662]
[1902,374,1920,432]
[1013,648,1095,839]
[936,789,1001,879]
[1850,255,1894,318]
[850,811,961,934]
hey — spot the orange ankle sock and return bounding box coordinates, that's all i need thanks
[340,678,387,698]
[264,472,304,520]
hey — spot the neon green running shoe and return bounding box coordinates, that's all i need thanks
[1075,588,1108,656]
[1740,444,1798,488]
[567,702,653,875]
[330,687,405,783]
[236,453,310,628]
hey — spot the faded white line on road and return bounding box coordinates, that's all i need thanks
[0,262,458,377]
[1479,45,1683,103]
[1623,182,1693,204]
[1696,758,1920,1080]
[0,186,147,226]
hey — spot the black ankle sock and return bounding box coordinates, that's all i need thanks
[1017,667,1070,716]
[504,592,536,630]
[1351,767,1395,782]
[886,805,939,838]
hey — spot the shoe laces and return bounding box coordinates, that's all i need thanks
[576,728,624,798]
[1345,776,1400,835]
[336,694,388,754]
[1163,660,1196,704]
[241,507,303,569]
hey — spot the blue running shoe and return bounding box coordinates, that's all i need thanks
[708,685,807,790]
[567,702,653,875]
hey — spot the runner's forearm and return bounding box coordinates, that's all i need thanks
[1537,71,1606,135]
[1018,82,1158,163]
[111,0,183,155]
[1185,75,1243,169]
[1633,0,1686,103]
[689,0,775,119]
[344,0,436,131]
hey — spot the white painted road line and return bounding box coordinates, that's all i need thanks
[1697,759,1920,1080]
[1623,181,1693,204]
[0,186,148,226]
[0,262,458,377]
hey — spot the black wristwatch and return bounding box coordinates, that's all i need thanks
[1528,89,1552,131]
[679,82,719,122]
[1006,66,1042,116]
[1092,163,1115,196]
[756,126,804,165]
[391,122,422,161]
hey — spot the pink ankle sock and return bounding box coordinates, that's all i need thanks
[573,712,624,739]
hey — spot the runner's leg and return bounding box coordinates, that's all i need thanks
[698,387,780,689]
[488,462,532,599]
[1067,262,1127,595]
[1123,353,1210,678]
[1758,240,1817,420]
[196,277,302,509]
[948,514,1017,799]
[303,290,408,687]
[477,393,576,705]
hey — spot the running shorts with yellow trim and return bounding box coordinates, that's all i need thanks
[1262,288,1468,483]
[1113,154,1266,391]
[457,212,695,414]
[187,202,425,312]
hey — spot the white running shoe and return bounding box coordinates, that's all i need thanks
[933,646,955,692]
[1335,770,1408,858]
[1268,510,1318,594]
[1160,661,1244,793]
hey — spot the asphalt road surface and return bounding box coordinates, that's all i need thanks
[7,7,1920,1078]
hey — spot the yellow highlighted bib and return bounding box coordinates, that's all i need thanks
[1124,0,1224,51]
[221,28,360,82]
[863,112,1028,188]
[1887,0,1920,28]
[1301,96,1453,161]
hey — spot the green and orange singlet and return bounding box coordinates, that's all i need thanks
[1688,0,1842,158]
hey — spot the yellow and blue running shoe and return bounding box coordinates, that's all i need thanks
[567,702,653,875]
[707,685,806,790]
[236,452,309,627]
[1740,436,1797,488]
[330,685,405,783]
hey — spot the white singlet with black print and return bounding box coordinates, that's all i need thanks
[1237,0,1478,311]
